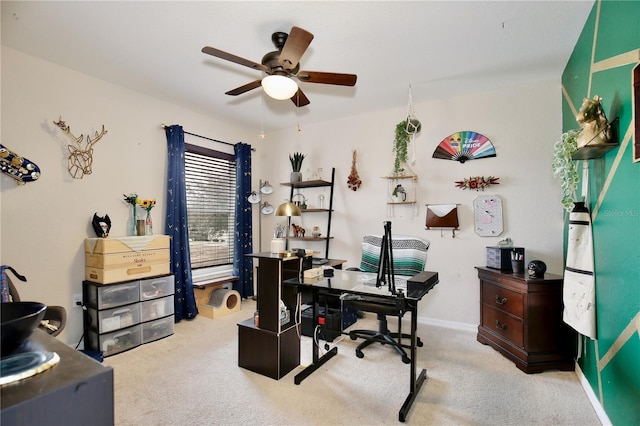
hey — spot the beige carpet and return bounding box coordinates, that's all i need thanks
[104,300,601,425]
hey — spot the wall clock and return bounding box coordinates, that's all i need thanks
[473,195,503,236]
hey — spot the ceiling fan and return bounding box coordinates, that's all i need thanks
[201,26,357,107]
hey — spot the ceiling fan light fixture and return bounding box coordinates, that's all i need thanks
[262,75,298,100]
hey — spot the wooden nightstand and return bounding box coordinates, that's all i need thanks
[476,267,576,373]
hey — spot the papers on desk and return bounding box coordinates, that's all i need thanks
[362,277,408,290]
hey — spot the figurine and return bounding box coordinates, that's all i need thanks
[291,223,305,238]
[527,260,547,279]
[92,213,111,238]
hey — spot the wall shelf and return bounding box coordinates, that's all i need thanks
[298,208,331,213]
[383,174,418,217]
[281,168,335,258]
[289,236,334,241]
[281,179,332,189]
[571,117,619,160]
[571,143,619,160]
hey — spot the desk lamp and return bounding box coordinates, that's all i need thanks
[275,201,301,251]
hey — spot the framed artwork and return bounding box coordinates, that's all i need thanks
[473,195,503,236]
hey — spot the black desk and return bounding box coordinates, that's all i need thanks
[284,270,438,422]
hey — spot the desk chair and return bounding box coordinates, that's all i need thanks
[347,235,429,363]
[3,268,67,337]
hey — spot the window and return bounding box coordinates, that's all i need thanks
[185,143,236,282]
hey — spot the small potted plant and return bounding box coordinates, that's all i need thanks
[391,184,407,202]
[289,152,306,182]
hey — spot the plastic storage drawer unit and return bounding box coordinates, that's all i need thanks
[88,303,140,333]
[142,317,174,343]
[140,295,174,322]
[88,324,142,357]
[84,281,140,310]
[140,275,175,301]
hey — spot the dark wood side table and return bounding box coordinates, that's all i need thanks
[1,329,114,425]
[476,267,576,373]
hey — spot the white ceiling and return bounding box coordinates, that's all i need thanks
[1,1,594,133]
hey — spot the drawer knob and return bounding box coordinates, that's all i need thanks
[495,320,507,330]
[495,295,507,305]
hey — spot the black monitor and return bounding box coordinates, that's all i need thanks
[375,221,399,295]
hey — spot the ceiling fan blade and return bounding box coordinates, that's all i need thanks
[225,79,263,96]
[290,88,310,107]
[279,26,314,71]
[297,71,357,86]
[202,46,268,73]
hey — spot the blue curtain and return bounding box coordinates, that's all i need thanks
[233,143,254,299]
[165,125,198,321]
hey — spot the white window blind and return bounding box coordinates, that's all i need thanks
[184,143,235,273]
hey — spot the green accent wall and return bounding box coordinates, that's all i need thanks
[562,1,640,425]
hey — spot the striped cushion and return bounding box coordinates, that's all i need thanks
[360,235,429,276]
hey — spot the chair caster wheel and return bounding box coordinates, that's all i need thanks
[356,349,364,358]
[402,355,411,364]
[417,338,423,347]
[349,332,358,340]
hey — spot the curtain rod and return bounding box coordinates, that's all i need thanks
[161,124,255,151]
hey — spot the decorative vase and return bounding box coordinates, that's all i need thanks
[131,206,138,236]
[290,172,302,182]
[270,238,285,254]
[145,210,153,235]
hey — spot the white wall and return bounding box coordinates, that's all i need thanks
[2,45,566,345]
[255,79,566,327]
[0,47,254,345]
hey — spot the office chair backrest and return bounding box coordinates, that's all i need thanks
[360,234,429,276]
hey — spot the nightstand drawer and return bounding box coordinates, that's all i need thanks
[481,282,523,318]
[482,305,524,347]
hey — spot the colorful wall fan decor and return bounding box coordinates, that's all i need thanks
[432,131,496,163]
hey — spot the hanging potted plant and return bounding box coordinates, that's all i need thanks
[552,129,580,211]
[393,118,421,175]
[289,152,306,182]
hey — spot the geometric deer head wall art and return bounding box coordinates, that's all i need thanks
[53,116,108,179]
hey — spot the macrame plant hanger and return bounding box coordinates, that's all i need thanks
[405,85,420,165]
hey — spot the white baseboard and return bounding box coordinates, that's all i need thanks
[418,317,477,333]
[574,362,612,426]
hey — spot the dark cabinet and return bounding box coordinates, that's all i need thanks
[238,253,308,379]
[476,267,576,373]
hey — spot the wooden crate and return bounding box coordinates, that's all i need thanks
[85,236,171,284]
[85,235,170,254]
[85,264,170,284]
